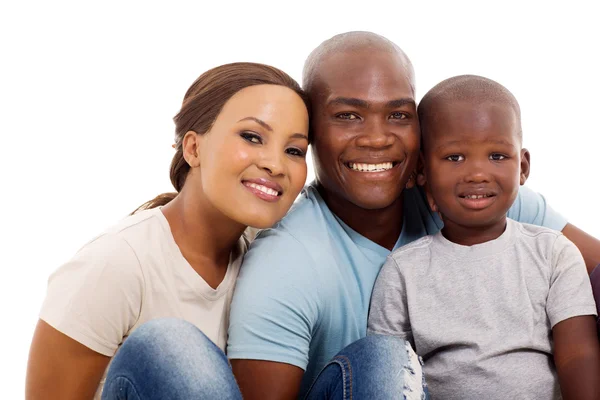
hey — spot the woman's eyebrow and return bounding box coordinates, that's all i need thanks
[238,116,273,131]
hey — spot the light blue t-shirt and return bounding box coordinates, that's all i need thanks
[227,183,567,397]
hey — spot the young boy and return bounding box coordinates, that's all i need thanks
[367,75,600,399]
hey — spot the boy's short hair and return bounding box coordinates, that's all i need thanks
[418,75,522,150]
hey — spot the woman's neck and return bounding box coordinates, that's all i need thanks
[161,185,246,288]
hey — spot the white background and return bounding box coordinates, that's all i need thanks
[1,0,598,397]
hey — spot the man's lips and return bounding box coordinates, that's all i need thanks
[344,160,401,173]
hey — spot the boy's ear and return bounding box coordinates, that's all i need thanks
[182,130,201,168]
[520,148,531,185]
[416,152,427,187]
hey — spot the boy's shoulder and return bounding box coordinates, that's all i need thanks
[389,234,436,263]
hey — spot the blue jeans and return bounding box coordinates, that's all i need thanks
[102,318,427,399]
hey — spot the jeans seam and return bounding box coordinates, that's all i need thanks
[106,375,142,400]
[334,355,352,400]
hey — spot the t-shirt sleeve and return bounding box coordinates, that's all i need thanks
[227,231,320,370]
[546,234,597,327]
[507,186,568,231]
[39,234,144,356]
[367,257,413,346]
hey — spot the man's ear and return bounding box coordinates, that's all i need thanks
[520,148,531,185]
[182,130,201,168]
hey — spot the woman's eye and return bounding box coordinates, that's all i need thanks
[336,113,358,120]
[446,155,464,162]
[490,153,506,161]
[240,132,262,144]
[286,147,306,157]
[390,112,407,120]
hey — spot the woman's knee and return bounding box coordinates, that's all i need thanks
[104,318,240,399]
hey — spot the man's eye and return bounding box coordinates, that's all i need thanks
[390,112,407,120]
[490,154,506,161]
[446,155,464,162]
[240,132,262,144]
[336,113,358,120]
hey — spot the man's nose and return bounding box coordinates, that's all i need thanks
[464,160,493,183]
[355,118,394,149]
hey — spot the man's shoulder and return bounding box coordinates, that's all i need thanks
[249,185,335,255]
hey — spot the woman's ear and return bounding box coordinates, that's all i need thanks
[182,131,201,168]
[520,148,531,185]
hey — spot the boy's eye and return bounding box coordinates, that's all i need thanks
[390,112,408,120]
[286,147,306,158]
[240,132,262,144]
[490,153,506,161]
[446,155,464,162]
[336,112,359,120]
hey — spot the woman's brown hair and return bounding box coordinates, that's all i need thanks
[132,62,309,214]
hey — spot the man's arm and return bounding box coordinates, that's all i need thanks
[227,231,320,400]
[552,316,600,399]
[231,360,304,400]
[562,223,600,274]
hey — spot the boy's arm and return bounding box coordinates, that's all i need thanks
[547,235,600,399]
[227,232,320,400]
[552,316,600,400]
[562,224,600,274]
[367,257,413,343]
[509,186,600,273]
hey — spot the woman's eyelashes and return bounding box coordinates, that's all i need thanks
[240,131,263,144]
[285,147,306,157]
[240,131,306,158]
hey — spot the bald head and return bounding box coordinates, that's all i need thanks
[418,75,522,149]
[302,31,415,97]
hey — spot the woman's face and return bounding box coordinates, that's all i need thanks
[195,84,309,229]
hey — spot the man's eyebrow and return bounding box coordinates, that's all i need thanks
[327,97,369,108]
[238,117,273,131]
[386,98,416,108]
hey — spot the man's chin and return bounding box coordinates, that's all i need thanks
[348,192,402,211]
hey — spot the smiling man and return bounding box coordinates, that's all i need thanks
[227,32,600,399]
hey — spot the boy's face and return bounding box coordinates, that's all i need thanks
[422,100,529,230]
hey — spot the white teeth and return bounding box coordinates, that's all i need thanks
[349,162,394,172]
[247,183,278,196]
[465,194,490,199]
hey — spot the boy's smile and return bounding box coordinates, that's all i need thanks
[422,100,529,244]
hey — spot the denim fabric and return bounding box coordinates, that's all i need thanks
[102,318,242,400]
[305,335,428,400]
[102,319,426,399]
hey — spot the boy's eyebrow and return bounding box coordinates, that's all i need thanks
[238,117,273,132]
[327,97,415,109]
[434,138,518,151]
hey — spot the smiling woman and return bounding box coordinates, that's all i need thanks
[25,62,310,400]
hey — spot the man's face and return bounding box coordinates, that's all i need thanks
[310,50,420,210]
[423,100,526,230]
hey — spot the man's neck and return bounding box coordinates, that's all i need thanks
[316,184,404,251]
[441,215,507,246]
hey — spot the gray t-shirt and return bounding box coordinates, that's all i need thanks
[367,219,597,400]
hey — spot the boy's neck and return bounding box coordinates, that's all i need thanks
[441,215,508,246]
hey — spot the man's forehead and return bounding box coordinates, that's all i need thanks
[315,51,415,101]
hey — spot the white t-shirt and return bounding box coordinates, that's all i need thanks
[39,207,248,398]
